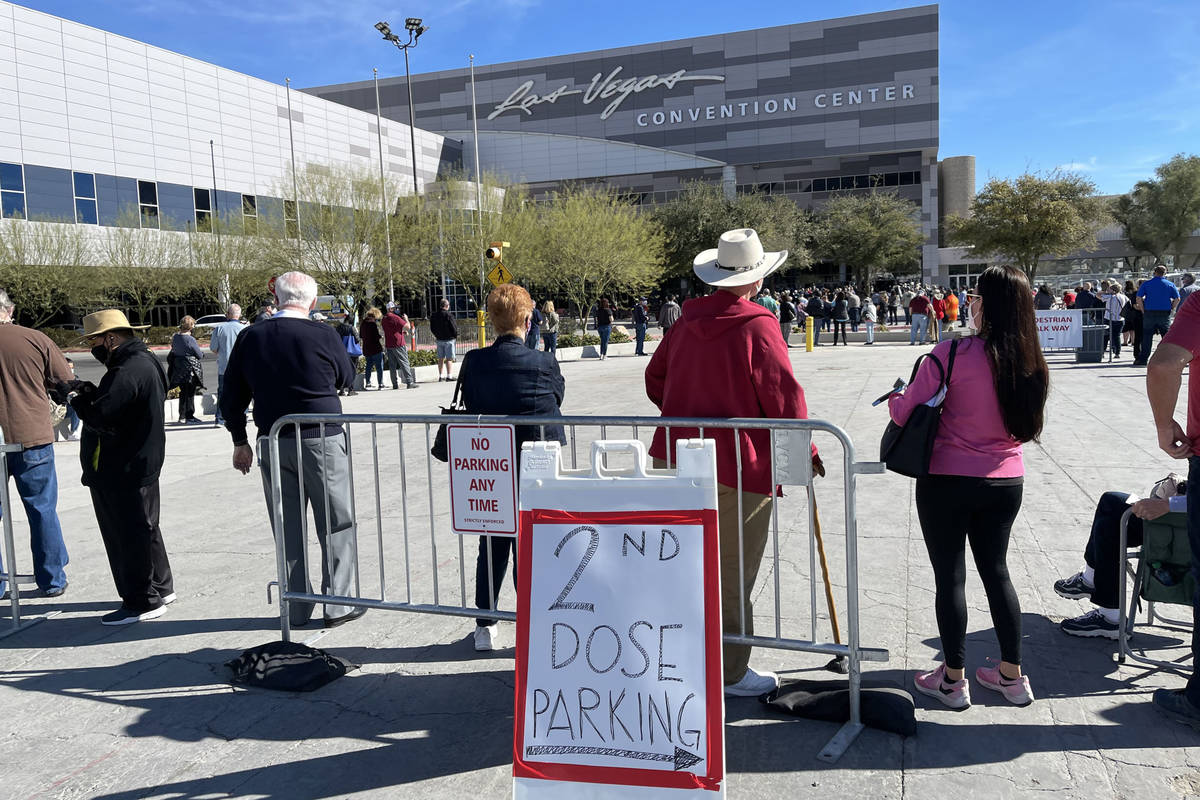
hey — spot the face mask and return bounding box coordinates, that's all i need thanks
[967,299,981,331]
[91,343,109,364]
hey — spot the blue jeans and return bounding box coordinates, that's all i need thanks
[597,325,612,356]
[635,323,647,354]
[849,307,860,332]
[0,444,69,594]
[216,372,226,424]
[910,313,929,344]
[365,353,384,385]
[1140,310,1171,362]
[542,332,557,353]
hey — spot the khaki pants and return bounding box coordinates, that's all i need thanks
[655,458,772,684]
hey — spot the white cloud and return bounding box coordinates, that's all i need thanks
[1054,157,1099,172]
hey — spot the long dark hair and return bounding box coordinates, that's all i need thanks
[976,265,1049,443]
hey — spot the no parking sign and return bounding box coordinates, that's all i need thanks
[448,423,517,536]
[514,439,725,798]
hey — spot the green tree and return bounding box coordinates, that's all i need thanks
[534,185,666,323]
[945,171,1109,283]
[1111,154,1200,271]
[0,218,100,327]
[186,217,275,312]
[813,192,923,289]
[654,182,813,289]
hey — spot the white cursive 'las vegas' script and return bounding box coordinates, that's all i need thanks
[487,66,725,121]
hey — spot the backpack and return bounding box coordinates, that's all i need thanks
[226,641,359,692]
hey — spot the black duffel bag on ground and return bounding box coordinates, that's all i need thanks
[879,338,958,478]
[226,641,359,692]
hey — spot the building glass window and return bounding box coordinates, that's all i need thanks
[811,178,826,192]
[899,172,915,186]
[138,180,159,229]
[242,194,257,234]
[194,188,211,232]
[284,199,299,239]
[1,162,26,219]
[73,171,98,225]
[884,173,899,186]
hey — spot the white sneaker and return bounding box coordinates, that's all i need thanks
[724,667,779,697]
[474,624,502,651]
[160,592,177,605]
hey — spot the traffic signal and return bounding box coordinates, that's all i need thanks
[485,246,502,260]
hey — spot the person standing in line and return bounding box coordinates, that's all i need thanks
[359,307,385,389]
[943,288,959,330]
[754,288,779,318]
[1146,291,1200,726]
[333,316,361,397]
[381,302,418,388]
[1034,285,1056,310]
[53,357,82,442]
[0,288,72,599]
[831,291,850,345]
[540,301,559,355]
[459,284,566,651]
[168,316,205,425]
[1103,284,1128,358]
[889,288,902,325]
[929,292,945,343]
[253,303,276,323]
[909,290,932,345]
[1135,265,1181,366]
[208,304,246,427]
[68,310,175,624]
[525,300,543,350]
[847,286,861,332]
[429,299,459,382]
[595,298,614,360]
[632,297,649,356]
[891,265,1049,709]
[902,287,916,325]
[658,295,681,336]
[1179,274,1199,303]
[778,292,797,347]
[221,271,364,630]
[861,296,877,345]
[805,291,825,346]
[646,229,823,697]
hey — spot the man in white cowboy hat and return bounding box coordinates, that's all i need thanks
[645,228,823,697]
[66,309,175,625]
[0,288,73,600]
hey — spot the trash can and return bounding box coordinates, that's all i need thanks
[1075,308,1106,363]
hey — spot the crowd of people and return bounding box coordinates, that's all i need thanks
[2,232,1200,731]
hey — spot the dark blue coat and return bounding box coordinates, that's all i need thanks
[460,334,566,448]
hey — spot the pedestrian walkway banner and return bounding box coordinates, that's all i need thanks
[514,439,725,799]
[1036,309,1083,349]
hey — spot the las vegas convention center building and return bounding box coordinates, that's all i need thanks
[3,1,1173,298]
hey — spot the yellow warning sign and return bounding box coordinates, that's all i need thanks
[487,262,513,285]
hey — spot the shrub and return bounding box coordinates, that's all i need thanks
[609,327,631,344]
[557,333,600,348]
[410,349,437,367]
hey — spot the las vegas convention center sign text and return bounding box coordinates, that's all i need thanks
[488,65,917,128]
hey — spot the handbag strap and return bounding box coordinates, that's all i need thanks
[449,369,465,410]
[946,338,960,386]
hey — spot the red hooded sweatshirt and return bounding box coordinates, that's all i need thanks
[645,291,812,495]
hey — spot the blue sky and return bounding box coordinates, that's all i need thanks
[17,0,1200,195]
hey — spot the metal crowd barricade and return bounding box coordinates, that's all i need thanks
[265,413,888,762]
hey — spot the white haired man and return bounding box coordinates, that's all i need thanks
[220,271,363,629]
[208,303,246,426]
[0,288,72,599]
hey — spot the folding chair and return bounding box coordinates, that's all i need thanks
[1118,508,1193,672]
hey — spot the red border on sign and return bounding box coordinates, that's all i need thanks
[513,507,724,793]
[447,424,518,535]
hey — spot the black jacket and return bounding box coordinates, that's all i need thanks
[72,339,168,488]
[806,296,826,318]
[460,334,566,449]
[429,310,459,341]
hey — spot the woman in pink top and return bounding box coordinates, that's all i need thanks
[890,265,1049,710]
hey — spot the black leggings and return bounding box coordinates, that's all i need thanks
[832,320,848,344]
[916,475,1024,670]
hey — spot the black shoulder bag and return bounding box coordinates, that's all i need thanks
[431,371,469,462]
[879,339,959,478]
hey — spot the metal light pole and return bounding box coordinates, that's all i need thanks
[373,68,395,303]
[375,19,428,200]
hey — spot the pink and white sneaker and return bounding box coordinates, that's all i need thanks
[975,658,1034,706]
[913,663,971,710]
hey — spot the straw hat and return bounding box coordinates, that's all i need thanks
[80,309,147,341]
[693,229,788,288]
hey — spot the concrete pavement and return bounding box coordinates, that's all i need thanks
[3,337,1199,798]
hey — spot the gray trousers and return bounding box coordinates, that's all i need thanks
[259,434,356,625]
[386,347,416,388]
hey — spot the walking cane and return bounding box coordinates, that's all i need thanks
[808,484,848,674]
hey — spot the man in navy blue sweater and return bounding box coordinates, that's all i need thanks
[220,271,364,629]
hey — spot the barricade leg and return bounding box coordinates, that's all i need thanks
[0,441,59,639]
